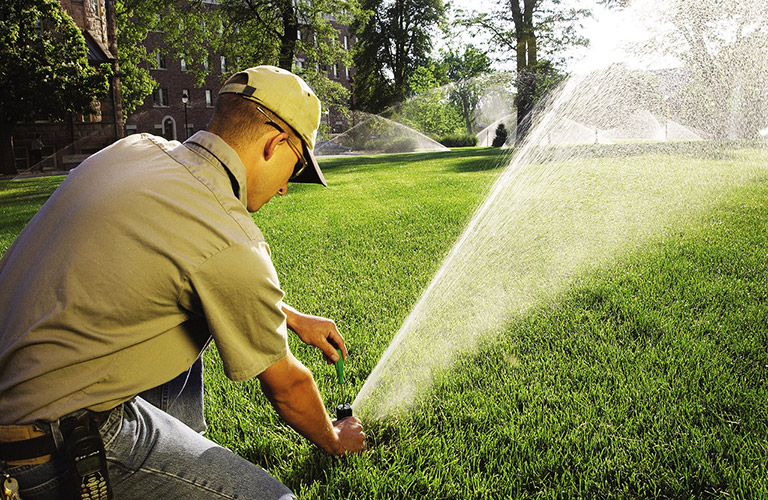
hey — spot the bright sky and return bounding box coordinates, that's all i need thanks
[443,0,681,74]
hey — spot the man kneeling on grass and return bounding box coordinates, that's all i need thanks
[0,66,365,500]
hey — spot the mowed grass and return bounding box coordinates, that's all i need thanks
[1,145,766,498]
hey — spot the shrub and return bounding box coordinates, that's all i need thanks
[439,134,478,147]
[492,124,509,147]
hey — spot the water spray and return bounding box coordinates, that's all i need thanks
[334,348,353,420]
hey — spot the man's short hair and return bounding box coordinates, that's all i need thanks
[207,74,298,147]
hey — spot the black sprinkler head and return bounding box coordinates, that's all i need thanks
[336,402,353,419]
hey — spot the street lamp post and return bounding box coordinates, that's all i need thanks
[181,92,189,140]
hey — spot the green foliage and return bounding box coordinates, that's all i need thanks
[114,0,164,119]
[407,64,448,95]
[393,84,464,139]
[0,0,111,124]
[439,133,477,147]
[352,0,446,113]
[117,0,355,115]
[444,46,492,134]
[492,123,508,147]
[154,3,228,87]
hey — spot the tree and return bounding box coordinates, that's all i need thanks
[0,0,111,174]
[353,0,446,113]
[445,46,492,134]
[457,0,589,143]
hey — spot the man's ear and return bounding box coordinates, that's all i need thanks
[263,131,288,161]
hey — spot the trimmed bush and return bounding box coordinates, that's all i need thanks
[492,124,509,147]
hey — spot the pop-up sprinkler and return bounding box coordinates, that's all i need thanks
[334,348,353,419]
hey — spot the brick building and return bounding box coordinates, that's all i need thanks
[13,0,123,173]
[126,18,356,141]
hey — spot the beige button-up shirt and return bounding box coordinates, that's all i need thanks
[0,131,288,424]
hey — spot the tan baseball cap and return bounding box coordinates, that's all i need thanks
[218,66,326,186]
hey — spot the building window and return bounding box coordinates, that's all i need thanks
[295,58,304,71]
[345,66,350,80]
[344,35,349,51]
[153,88,169,107]
[220,56,226,73]
[153,51,166,70]
[90,0,103,32]
[333,64,338,79]
[205,90,213,107]
[180,55,186,72]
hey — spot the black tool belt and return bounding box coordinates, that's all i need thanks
[0,409,112,465]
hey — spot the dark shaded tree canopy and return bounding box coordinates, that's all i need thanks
[0,0,111,173]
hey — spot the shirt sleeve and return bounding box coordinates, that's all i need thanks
[182,240,289,381]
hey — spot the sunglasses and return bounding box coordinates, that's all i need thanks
[248,101,308,181]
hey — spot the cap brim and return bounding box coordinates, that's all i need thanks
[290,143,326,187]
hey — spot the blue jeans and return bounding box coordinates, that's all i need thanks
[7,359,295,499]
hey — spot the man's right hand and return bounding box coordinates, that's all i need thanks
[258,353,366,456]
[332,416,366,454]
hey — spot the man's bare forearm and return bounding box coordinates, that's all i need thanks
[258,353,345,454]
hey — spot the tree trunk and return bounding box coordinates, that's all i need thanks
[278,0,298,71]
[511,0,539,145]
[0,120,17,176]
[515,69,536,144]
[462,94,473,134]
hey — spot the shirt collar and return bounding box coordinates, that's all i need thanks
[183,130,248,207]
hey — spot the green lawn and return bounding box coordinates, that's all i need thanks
[1,145,766,498]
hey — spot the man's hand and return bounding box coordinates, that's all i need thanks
[258,353,366,455]
[333,416,366,454]
[281,303,347,364]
